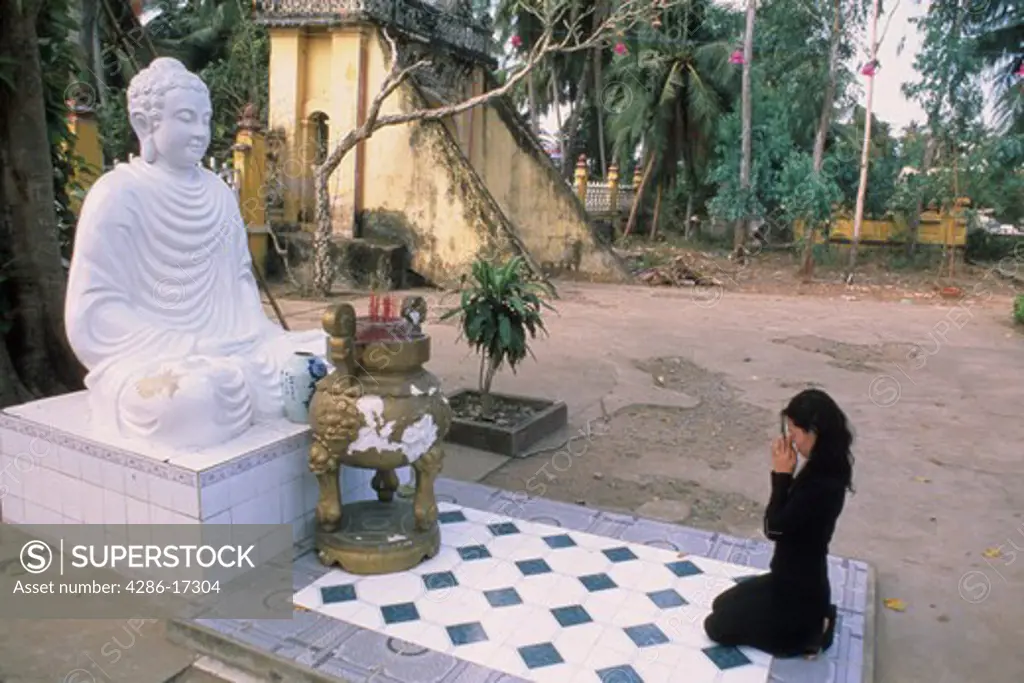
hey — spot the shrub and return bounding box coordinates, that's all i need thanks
[441,256,553,414]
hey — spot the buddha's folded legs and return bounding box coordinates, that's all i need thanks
[113,356,255,449]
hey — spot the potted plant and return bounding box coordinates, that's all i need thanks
[1014,294,1024,326]
[440,256,567,457]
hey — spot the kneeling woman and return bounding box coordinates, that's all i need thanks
[704,388,854,657]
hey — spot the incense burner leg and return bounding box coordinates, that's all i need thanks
[315,472,341,533]
[411,446,444,532]
[310,440,342,533]
[372,468,400,503]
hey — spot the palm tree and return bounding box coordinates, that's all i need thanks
[968,1,1023,134]
[606,0,736,238]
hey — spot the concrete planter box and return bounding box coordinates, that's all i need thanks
[444,389,568,458]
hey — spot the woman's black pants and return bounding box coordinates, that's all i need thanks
[703,574,825,657]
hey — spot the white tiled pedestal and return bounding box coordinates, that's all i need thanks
[0,391,376,543]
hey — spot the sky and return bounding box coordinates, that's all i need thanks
[864,0,930,131]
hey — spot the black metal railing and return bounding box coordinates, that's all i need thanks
[254,0,494,64]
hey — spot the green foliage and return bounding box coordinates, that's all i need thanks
[199,16,270,160]
[1014,295,1024,326]
[965,230,1024,263]
[94,0,268,164]
[97,90,134,162]
[706,87,801,226]
[604,0,736,201]
[776,151,841,229]
[440,256,553,397]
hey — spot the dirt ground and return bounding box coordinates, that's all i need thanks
[2,251,1022,683]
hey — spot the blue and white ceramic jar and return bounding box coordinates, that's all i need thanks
[282,351,329,423]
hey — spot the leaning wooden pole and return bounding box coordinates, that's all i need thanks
[847,0,880,277]
[253,264,290,331]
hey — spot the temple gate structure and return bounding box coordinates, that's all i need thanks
[254,0,629,285]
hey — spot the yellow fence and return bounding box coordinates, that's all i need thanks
[794,212,967,247]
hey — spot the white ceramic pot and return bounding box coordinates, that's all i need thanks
[281,351,329,423]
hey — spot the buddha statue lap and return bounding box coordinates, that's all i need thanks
[65,57,325,449]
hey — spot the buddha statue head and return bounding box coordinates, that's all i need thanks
[127,57,212,171]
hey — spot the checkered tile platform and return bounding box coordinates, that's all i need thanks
[294,502,771,683]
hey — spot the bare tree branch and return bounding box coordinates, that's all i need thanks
[319,28,431,179]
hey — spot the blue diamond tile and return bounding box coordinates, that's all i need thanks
[447,622,488,646]
[488,522,520,536]
[579,573,617,592]
[320,584,356,604]
[596,665,644,683]
[516,558,553,576]
[381,602,420,625]
[702,644,752,670]
[666,560,704,578]
[543,534,577,549]
[551,605,592,627]
[603,547,638,563]
[423,571,458,590]
[484,587,523,607]
[625,623,669,647]
[518,643,564,669]
[439,510,467,524]
[647,588,688,609]
[457,545,492,561]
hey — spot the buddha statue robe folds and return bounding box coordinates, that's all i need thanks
[64,57,324,449]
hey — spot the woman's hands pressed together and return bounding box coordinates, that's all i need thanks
[771,435,797,474]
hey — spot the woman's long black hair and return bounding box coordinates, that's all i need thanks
[782,389,855,492]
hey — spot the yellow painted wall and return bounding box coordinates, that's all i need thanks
[356,31,496,283]
[267,28,305,224]
[464,93,623,276]
[233,128,269,273]
[795,212,967,246]
[66,110,103,215]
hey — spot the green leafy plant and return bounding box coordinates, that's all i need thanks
[441,256,553,414]
[1014,294,1024,326]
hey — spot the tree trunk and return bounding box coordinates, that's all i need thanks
[312,167,333,296]
[650,183,663,240]
[847,0,880,277]
[906,130,936,258]
[593,47,607,178]
[684,193,695,239]
[622,152,655,239]
[77,0,108,109]
[802,0,842,281]
[559,59,592,178]
[480,356,499,417]
[528,71,540,134]
[734,0,757,262]
[550,70,564,170]
[0,0,85,406]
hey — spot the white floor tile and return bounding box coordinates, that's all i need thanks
[297,503,772,683]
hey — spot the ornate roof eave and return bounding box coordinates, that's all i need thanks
[254,0,497,69]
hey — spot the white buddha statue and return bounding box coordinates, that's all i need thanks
[65,57,325,449]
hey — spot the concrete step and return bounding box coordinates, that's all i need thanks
[165,656,265,683]
[167,665,228,683]
[167,620,339,683]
